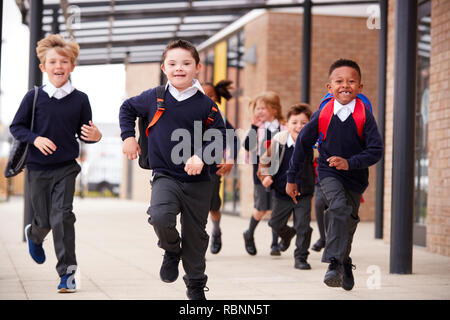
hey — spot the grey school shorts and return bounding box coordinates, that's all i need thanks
[253,183,273,211]
[209,174,222,212]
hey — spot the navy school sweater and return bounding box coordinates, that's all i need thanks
[10,86,96,171]
[271,143,315,200]
[287,106,383,194]
[119,88,227,182]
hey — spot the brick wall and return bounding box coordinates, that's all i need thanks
[427,0,450,256]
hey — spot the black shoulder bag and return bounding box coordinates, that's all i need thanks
[4,86,39,178]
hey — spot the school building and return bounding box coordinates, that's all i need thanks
[118,1,450,261]
[5,0,449,272]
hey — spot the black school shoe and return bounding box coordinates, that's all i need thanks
[323,258,343,287]
[160,251,181,283]
[311,238,326,252]
[184,276,209,300]
[270,244,281,256]
[210,232,222,254]
[294,258,311,270]
[278,226,296,252]
[342,257,356,291]
[243,230,257,255]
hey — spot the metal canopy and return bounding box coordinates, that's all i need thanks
[16,0,377,66]
[15,0,307,65]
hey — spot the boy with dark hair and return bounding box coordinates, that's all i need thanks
[259,103,315,269]
[286,59,383,290]
[119,39,226,300]
[11,34,102,293]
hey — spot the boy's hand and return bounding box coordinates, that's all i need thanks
[262,176,273,188]
[327,156,349,170]
[215,161,234,176]
[185,155,204,175]
[122,137,141,160]
[81,121,102,142]
[286,182,300,204]
[34,136,57,156]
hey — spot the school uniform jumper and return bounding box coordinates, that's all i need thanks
[119,87,226,281]
[287,99,383,264]
[10,85,95,276]
[243,121,282,211]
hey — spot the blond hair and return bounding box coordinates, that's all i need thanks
[36,34,80,65]
[252,91,285,123]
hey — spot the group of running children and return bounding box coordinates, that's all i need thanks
[11,34,383,300]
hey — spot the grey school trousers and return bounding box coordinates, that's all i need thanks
[147,173,212,281]
[269,194,313,260]
[27,162,81,276]
[318,176,362,263]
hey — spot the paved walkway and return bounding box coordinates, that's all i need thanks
[0,196,449,300]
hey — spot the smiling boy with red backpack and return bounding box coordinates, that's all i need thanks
[286,59,383,290]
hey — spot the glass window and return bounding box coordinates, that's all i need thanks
[414,0,430,245]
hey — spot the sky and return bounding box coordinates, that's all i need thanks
[0,0,126,128]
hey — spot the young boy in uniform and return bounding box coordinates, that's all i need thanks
[286,59,383,290]
[119,39,226,300]
[259,104,315,269]
[10,34,102,293]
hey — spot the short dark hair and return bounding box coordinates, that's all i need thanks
[287,103,312,121]
[161,39,200,65]
[328,58,362,81]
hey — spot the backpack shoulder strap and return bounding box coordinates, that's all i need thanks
[318,98,334,143]
[352,97,366,139]
[206,104,218,128]
[145,85,166,137]
[319,93,333,110]
[356,93,373,113]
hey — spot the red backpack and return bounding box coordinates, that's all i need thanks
[317,94,372,145]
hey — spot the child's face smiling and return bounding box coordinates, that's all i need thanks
[162,48,201,92]
[287,113,309,142]
[254,100,274,123]
[40,48,75,88]
[327,66,363,105]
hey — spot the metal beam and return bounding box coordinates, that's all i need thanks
[301,0,311,104]
[375,0,387,239]
[24,0,43,242]
[77,35,209,49]
[28,0,43,89]
[390,0,417,274]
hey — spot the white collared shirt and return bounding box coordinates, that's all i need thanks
[43,81,74,99]
[333,98,356,122]
[287,133,295,148]
[165,79,204,102]
[264,119,280,133]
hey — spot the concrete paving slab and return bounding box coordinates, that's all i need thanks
[1,196,449,300]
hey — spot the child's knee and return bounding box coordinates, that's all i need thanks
[147,203,178,228]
